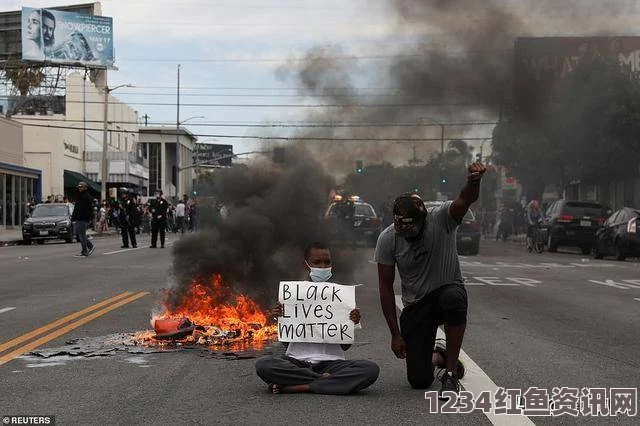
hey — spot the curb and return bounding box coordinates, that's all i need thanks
[0,231,118,247]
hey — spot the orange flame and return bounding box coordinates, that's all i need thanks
[151,274,277,349]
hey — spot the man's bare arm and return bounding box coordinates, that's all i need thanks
[450,162,487,222]
[378,263,400,336]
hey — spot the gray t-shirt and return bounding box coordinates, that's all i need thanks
[374,201,464,306]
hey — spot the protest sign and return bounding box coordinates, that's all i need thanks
[278,281,356,344]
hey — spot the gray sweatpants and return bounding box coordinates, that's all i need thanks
[255,355,379,395]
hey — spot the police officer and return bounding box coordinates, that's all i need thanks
[120,191,138,248]
[149,190,169,248]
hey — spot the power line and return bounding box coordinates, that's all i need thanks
[116,50,511,63]
[6,117,500,128]
[2,99,504,108]
[14,121,494,142]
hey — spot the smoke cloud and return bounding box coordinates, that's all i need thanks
[274,0,625,174]
[167,146,364,309]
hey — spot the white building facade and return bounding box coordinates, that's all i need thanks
[11,73,148,198]
[139,126,197,199]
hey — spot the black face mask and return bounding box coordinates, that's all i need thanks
[395,219,424,240]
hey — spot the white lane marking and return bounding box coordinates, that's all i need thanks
[0,307,16,315]
[588,280,630,289]
[103,247,142,255]
[103,242,174,256]
[394,296,535,426]
[635,298,640,302]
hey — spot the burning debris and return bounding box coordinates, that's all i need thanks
[133,274,278,352]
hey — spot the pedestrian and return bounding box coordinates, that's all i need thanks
[98,202,109,233]
[255,242,379,395]
[188,200,198,232]
[175,199,186,234]
[119,191,138,248]
[70,182,95,257]
[149,190,169,248]
[375,162,486,400]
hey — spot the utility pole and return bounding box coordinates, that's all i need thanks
[141,113,149,126]
[175,64,181,199]
[101,73,109,202]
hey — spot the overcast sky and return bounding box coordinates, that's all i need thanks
[3,0,640,159]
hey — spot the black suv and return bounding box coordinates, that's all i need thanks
[545,200,608,254]
[22,203,74,245]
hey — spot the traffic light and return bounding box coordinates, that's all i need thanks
[356,160,363,174]
[439,167,447,191]
[273,147,285,163]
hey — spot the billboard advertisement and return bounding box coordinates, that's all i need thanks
[514,37,640,115]
[194,144,234,167]
[21,7,114,68]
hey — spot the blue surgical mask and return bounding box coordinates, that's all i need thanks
[306,261,332,282]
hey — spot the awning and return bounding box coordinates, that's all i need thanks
[63,170,101,194]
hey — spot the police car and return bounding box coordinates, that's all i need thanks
[324,195,382,247]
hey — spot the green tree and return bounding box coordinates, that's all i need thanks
[492,56,640,197]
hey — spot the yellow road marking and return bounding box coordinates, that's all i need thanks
[0,291,149,366]
[0,291,133,352]
[0,291,133,354]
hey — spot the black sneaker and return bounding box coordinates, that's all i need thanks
[439,371,460,401]
[434,338,465,379]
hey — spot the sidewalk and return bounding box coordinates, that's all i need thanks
[0,228,116,246]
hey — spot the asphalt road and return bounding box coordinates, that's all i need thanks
[1,234,639,425]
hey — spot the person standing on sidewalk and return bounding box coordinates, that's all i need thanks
[71,182,95,257]
[175,199,186,234]
[375,162,486,400]
[149,190,169,248]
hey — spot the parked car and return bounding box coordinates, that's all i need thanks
[424,201,481,255]
[592,207,640,261]
[324,196,382,246]
[22,203,74,245]
[544,200,609,254]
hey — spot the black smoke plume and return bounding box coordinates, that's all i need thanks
[167,147,363,309]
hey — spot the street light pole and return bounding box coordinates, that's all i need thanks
[175,64,181,199]
[101,81,132,202]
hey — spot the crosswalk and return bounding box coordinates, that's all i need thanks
[0,307,16,315]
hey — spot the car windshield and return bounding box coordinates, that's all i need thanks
[563,202,606,217]
[354,204,375,217]
[32,205,68,217]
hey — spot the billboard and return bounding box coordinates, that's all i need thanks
[21,7,114,68]
[514,37,640,116]
[194,144,234,167]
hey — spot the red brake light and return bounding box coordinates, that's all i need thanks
[557,215,574,223]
